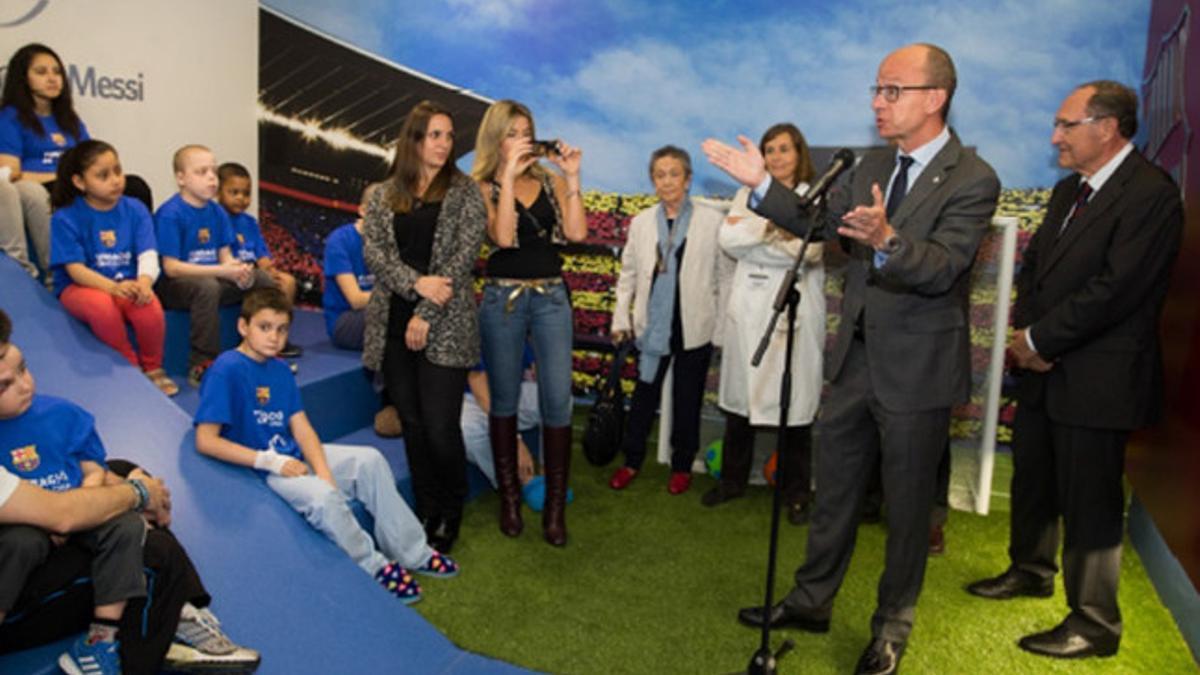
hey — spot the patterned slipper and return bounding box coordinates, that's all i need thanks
[375,562,421,604]
[145,369,179,397]
[414,550,459,578]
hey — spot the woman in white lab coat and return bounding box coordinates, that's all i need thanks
[703,123,825,524]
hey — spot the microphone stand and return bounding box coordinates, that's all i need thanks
[742,199,826,675]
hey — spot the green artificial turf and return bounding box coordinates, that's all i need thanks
[415,449,1196,674]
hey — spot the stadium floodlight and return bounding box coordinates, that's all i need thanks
[257,102,394,162]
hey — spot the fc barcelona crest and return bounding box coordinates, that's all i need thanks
[237,234,245,245]
[198,228,211,244]
[256,386,270,406]
[10,445,39,472]
[51,132,66,147]
[99,230,117,248]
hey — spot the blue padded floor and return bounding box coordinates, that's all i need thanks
[0,256,530,675]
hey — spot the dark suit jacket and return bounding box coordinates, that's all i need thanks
[1014,149,1183,430]
[755,130,1000,413]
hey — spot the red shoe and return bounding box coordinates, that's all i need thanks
[668,471,692,495]
[609,466,638,490]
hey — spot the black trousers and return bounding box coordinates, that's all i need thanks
[719,412,813,505]
[155,270,275,368]
[1009,398,1126,642]
[382,330,469,528]
[621,343,714,472]
[782,341,948,643]
[0,527,209,675]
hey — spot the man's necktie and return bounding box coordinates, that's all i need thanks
[1058,181,1093,237]
[885,155,914,219]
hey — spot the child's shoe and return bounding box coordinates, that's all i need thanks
[187,359,214,389]
[414,550,459,578]
[375,561,422,604]
[172,603,261,670]
[145,368,180,397]
[58,635,121,675]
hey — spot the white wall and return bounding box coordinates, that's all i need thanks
[1,0,258,209]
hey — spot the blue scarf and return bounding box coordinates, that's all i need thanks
[637,198,692,383]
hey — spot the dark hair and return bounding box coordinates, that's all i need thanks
[218,162,251,186]
[648,145,692,181]
[759,123,815,187]
[0,308,11,345]
[918,43,957,120]
[1081,80,1138,139]
[1,43,83,140]
[239,287,293,322]
[51,139,119,208]
[387,100,460,213]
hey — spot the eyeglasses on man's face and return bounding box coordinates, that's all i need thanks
[870,84,940,103]
[1052,115,1110,131]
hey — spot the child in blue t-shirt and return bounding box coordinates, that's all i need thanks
[154,145,276,388]
[216,162,301,359]
[49,140,178,397]
[322,185,378,351]
[193,288,457,604]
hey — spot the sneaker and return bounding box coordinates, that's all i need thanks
[375,561,422,604]
[187,360,214,389]
[521,475,575,512]
[374,405,403,438]
[58,636,121,675]
[279,341,303,358]
[164,641,261,673]
[145,368,180,397]
[415,550,460,578]
[175,604,259,666]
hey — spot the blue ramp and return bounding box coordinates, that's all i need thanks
[0,255,528,674]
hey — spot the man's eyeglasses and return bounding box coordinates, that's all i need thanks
[870,84,940,102]
[1053,115,1109,131]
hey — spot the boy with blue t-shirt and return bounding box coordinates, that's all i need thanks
[0,310,257,674]
[217,162,301,358]
[193,288,457,605]
[154,145,276,388]
[321,185,375,351]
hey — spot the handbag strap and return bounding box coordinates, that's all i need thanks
[603,342,632,396]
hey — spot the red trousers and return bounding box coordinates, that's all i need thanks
[59,284,165,371]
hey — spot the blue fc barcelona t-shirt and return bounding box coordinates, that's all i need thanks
[50,196,157,296]
[228,211,272,264]
[154,193,234,265]
[195,350,304,464]
[0,105,90,173]
[0,395,107,492]
[322,223,374,336]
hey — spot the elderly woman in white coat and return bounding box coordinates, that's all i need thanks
[609,145,727,495]
[701,123,825,524]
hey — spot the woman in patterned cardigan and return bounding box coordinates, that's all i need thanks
[362,100,486,553]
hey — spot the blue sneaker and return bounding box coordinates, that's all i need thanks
[58,636,121,675]
[522,475,575,512]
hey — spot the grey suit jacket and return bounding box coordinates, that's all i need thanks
[755,131,1000,412]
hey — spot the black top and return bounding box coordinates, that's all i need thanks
[648,226,686,353]
[392,200,442,274]
[485,186,562,279]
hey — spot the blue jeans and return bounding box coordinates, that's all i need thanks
[479,281,574,427]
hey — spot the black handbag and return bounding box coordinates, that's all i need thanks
[583,342,631,466]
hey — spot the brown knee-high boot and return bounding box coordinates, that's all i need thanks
[489,415,523,536]
[542,425,573,546]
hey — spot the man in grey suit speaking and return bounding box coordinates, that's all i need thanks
[704,43,1000,674]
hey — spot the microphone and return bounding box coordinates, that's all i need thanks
[799,148,856,208]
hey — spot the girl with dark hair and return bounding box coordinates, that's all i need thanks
[470,100,587,546]
[702,123,825,523]
[0,43,152,282]
[361,101,487,553]
[49,140,176,396]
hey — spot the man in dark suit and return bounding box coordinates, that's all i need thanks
[966,80,1183,659]
[703,43,1000,674]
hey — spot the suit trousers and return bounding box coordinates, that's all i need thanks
[783,339,948,643]
[1009,397,1126,642]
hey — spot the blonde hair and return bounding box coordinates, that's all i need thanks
[470,99,548,183]
[173,144,211,173]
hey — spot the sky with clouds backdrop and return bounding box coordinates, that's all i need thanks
[264,0,1151,194]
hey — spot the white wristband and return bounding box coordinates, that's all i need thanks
[253,450,290,475]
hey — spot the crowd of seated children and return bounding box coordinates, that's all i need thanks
[193,288,458,605]
[0,308,258,675]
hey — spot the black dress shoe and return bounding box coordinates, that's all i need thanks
[1018,622,1118,659]
[786,500,811,526]
[855,638,904,675]
[700,485,743,507]
[965,567,1053,599]
[737,602,830,632]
